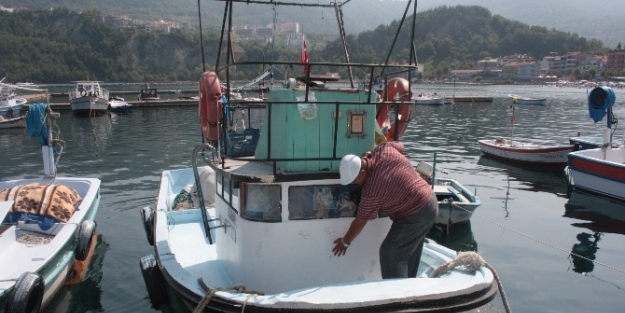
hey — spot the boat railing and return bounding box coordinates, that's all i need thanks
[212,61,416,178]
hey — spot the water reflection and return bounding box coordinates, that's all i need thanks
[568,232,601,274]
[564,190,625,235]
[44,235,109,313]
[427,221,477,252]
[477,155,569,197]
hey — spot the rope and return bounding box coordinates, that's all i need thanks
[16,232,52,245]
[431,251,512,313]
[193,284,263,313]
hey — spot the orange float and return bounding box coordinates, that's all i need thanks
[376,77,412,141]
[199,71,223,143]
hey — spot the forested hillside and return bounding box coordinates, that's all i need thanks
[0,6,606,83]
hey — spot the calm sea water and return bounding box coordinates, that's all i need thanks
[1,84,625,313]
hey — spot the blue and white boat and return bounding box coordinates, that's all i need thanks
[567,86,625,201]
[108,96,132,114]
[0,104,101,312]
[138,1,501,312]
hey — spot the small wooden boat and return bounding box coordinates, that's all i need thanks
[0,103,101,312]
[413,161,481,226]
[478,138,574,166]
[0,115,25,129]
[508,94,546,105]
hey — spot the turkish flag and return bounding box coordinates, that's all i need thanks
[300,36,309,74]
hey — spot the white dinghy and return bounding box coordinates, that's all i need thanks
[0,103,101,312]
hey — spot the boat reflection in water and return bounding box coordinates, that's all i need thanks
[477,155,569,198]
[564,190,625,275]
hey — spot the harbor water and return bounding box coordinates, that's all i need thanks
[1,84,625,312]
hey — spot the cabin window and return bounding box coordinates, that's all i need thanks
[243,184,281,222]
[216,172,223,198]
[288,185,360,220]
[223,176,232,204]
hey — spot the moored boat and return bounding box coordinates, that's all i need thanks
[138,1,503,312]
[0,115,26,129]
[68,81,110,116]
[478,138,574,166]
[0,103,101,312]
[566,86,625,201]
[0,83,27,118]
[508,94,546,105]
[108,96,132,114]
[414,93,445,105]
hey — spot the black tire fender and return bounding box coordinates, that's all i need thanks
[75,220,96,261]
[5,272,44,313]
[140,254,169,309]
[140,207,155,246]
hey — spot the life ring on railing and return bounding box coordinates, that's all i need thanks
[199,71,223,143]
[80,89,87,97]
[376,77,412,141]
[94,90,99,98]
[5,272,44,313]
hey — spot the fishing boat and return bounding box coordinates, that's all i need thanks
[137,83,160,101]
[566,86,625,201]
[508,94,546,105]
[68,81,110,116]
[138,1,502,312]
[0,103,101,312]
[569,134,621,150]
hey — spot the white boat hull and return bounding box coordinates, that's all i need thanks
[567,147,625,200]
[478,138,573,165]
[70,97,109,115]
[508,94,546,105]
[144,167,496,312]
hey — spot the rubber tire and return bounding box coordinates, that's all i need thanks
[75,220,96,261]
[140,207,155,246]
[140,254,169,309]
[5,272,44,313]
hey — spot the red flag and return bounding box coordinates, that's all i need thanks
[300,35,309,74]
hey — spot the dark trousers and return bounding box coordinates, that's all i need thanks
[379,192,438,279]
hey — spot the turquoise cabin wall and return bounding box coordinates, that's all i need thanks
[255,89,376,173]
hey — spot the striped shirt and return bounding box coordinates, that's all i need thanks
[357,142,432,220]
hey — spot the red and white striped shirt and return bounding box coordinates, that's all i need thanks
[357,142,432,220]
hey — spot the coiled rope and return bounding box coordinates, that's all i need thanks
[431,251,511,313]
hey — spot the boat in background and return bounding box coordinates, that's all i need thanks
[0,103,101,312]
[478,138,574,166]
[68,81,110,116]
[138,83,160,101]
[0,83,27,118]
[138,1,501,312]
[566,86,625,201]
[414,92,445,105]
[0,116,25,129]
[108,96,132,114]
[569,133,621,150]
[509,94,546,105]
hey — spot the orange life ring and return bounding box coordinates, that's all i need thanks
[199,71,223,143]
[376,77,412,141]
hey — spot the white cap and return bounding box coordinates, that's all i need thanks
[340,154,362,185]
